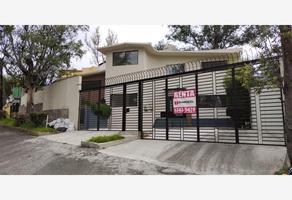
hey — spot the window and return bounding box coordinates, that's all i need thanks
[166,63,185,75]
[201,60,227,69]
[198,95,226,108]
[113,50,138,66]
[111,93,138,107]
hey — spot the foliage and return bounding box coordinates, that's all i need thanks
[166,25,283,92]
[0,117,54,133]
[0,118,16,126]
[0,110,6,119]
[0,25,88,111]
[82,99,111,118]
[85,27,118,66]
[85,27,104,65]
[14,113,29,126]
[154,39,178,51]
[2,75,18,105]
[167,25,247,50]
[29,112,48,127]
[88,134,124,143]
[274,166,290,175]
[105,29,118,46]
[224,69,252,128]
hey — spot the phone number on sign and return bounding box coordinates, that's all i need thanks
[174,107,196,114]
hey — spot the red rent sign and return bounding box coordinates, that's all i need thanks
[173,89,196,114]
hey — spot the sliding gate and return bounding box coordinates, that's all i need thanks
[79,59,286,146]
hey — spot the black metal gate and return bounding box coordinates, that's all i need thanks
[79,57,286,146]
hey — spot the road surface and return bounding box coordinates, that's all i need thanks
[0,126,190,175]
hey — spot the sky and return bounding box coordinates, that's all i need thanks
[71,25,170,69]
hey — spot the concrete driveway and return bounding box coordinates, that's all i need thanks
[100,140,289,175]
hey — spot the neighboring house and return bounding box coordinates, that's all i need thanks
[20,67,105,130]
[77,42,285,146]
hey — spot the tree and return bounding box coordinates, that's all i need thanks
[279,26,292,162]
[105,29,118,46]
[85,27,104,65]
[154,39,178,51]
[0,26,5,111]
[167,25,247,50]
[0,25,88,112]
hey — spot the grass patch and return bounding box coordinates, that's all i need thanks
[0,118,55,134]
[0,118,17,126]
[88,134,124,143]
[20,122,56,133]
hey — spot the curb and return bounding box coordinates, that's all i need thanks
[81,135,137,149]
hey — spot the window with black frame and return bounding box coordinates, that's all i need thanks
[113,50,138,66]
[166,63,185,75]
[201,60,227,69]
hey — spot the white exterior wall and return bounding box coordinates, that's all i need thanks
[20,76,82,129]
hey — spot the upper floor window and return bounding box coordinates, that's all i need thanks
[113,50,138,66]
[166,63,185,75]
[201,60,227,69]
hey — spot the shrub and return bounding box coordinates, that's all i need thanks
[14,113,29,126]
[88,134,124,143]
[29,112,48,127]
[0,110,7,119]
[82,100,111,118]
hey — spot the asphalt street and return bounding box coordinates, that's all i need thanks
[0,126,189,175]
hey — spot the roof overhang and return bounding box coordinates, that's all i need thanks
[97,42,242,58]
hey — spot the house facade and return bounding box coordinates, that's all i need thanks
[78,42,285,146]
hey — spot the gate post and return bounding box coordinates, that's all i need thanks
[138,81,143,138]
[195,73,200,142]
[232,68,239,144]
[165,78,169,140]
[122,84,127,132]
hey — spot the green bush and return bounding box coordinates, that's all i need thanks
[14,113,29,126]
[88,134,124,143]
[29,112,48,127]
[224,70,252,129]
[0,110,7,119]
[82,99,111,118]
[98,103,111,118]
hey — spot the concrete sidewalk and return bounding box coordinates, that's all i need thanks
[100,140,288,175]
[39,131,133,146]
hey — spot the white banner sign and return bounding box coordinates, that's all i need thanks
[173,89,196,114]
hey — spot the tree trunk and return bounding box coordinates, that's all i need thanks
[0,63,3,111]
[26,85,35,113]
[279,25,292,165]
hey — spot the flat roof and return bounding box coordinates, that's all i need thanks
[98,42,242,57]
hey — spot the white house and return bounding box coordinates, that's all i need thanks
[85,42,285,146]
